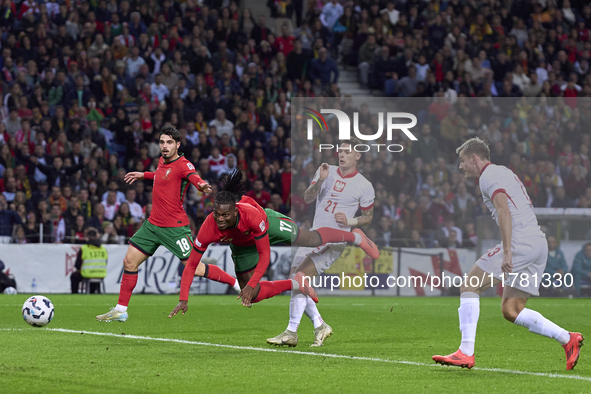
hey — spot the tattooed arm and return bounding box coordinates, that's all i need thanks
[335,206,374,227]
[304,163,329,203]
[356,206,374,227]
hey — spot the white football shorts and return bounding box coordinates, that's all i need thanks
[292,242,347,275]
[476,234,547,296]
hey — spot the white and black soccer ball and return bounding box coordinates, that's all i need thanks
[22,295,54,327]
[3,286,17,295]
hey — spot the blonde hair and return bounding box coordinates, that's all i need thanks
[456,137,490,161]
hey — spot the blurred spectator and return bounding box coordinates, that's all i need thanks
[63,196,82,231]
[209,109,235,138]
[391,219,411,247]
[552,187,573,208]
[0,194,21,243]
[125,189,143,222]
[48,203,66,243]
[436,217,462,247]
[462,222,477,249]
[545,236,569,280]
[309,47,339,92]
[101,190,120,221]
[375,216,393,248]
[358,34,377,89]
[571,243,591,296]
[246,179,271,208]
[408,229,426,248]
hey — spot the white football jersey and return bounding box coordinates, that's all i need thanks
[479,163,544,238]
[310,165,375,231]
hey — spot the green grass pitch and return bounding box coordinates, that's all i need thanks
[1,295,590,393]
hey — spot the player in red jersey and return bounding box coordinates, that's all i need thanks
[169,170,379,316]
[96,124,241,322]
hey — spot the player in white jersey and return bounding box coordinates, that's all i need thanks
[433,137,583,371]
[267,139,377,348]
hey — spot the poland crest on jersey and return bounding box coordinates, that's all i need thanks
[333,180,346,192]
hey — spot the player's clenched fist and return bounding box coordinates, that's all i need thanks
[168,300,188,317]
[334,212,348,226]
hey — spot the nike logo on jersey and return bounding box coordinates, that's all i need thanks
[331,193,339,197]
[182,251,190,257]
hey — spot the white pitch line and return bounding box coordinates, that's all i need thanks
[2,327,590,382]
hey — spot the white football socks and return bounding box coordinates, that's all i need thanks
[514,308,570,345]
[232,279,241,293]
[287,291,307,332]
[304,296,324,329]
[353,232,362,246]
[115,304,127,313]
[458,292,480,357]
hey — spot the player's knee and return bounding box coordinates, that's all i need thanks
[501,304,519,322]
[194,262,205,277]
[123,256,139,272]
[460,281,480,294]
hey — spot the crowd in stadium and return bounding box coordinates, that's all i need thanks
[0,0,590,256]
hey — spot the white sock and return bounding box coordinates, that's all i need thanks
[353,232,362,245]
[115,304,127,313]
[232,279,241,293]
[287,291,307,332]
[304,296,324,329]
[458,292,480,357]
[514,308,570,345]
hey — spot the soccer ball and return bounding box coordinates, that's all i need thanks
[22,295,54,327]
[3,287,17,295]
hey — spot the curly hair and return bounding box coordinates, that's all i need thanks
[215,169,246,205]
[160,123,181,143]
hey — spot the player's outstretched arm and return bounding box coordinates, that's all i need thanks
[244,235,271,288]
[187,173,212,193]
[304,163,329,203]
[169,248,204,317]
[124,172,148,184]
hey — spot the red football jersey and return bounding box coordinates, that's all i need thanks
[193,196,268,251]
[148,154,201,227]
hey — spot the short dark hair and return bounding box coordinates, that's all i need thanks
[160,124,181,142]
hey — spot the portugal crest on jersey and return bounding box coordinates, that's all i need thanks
[163,168,171,179]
